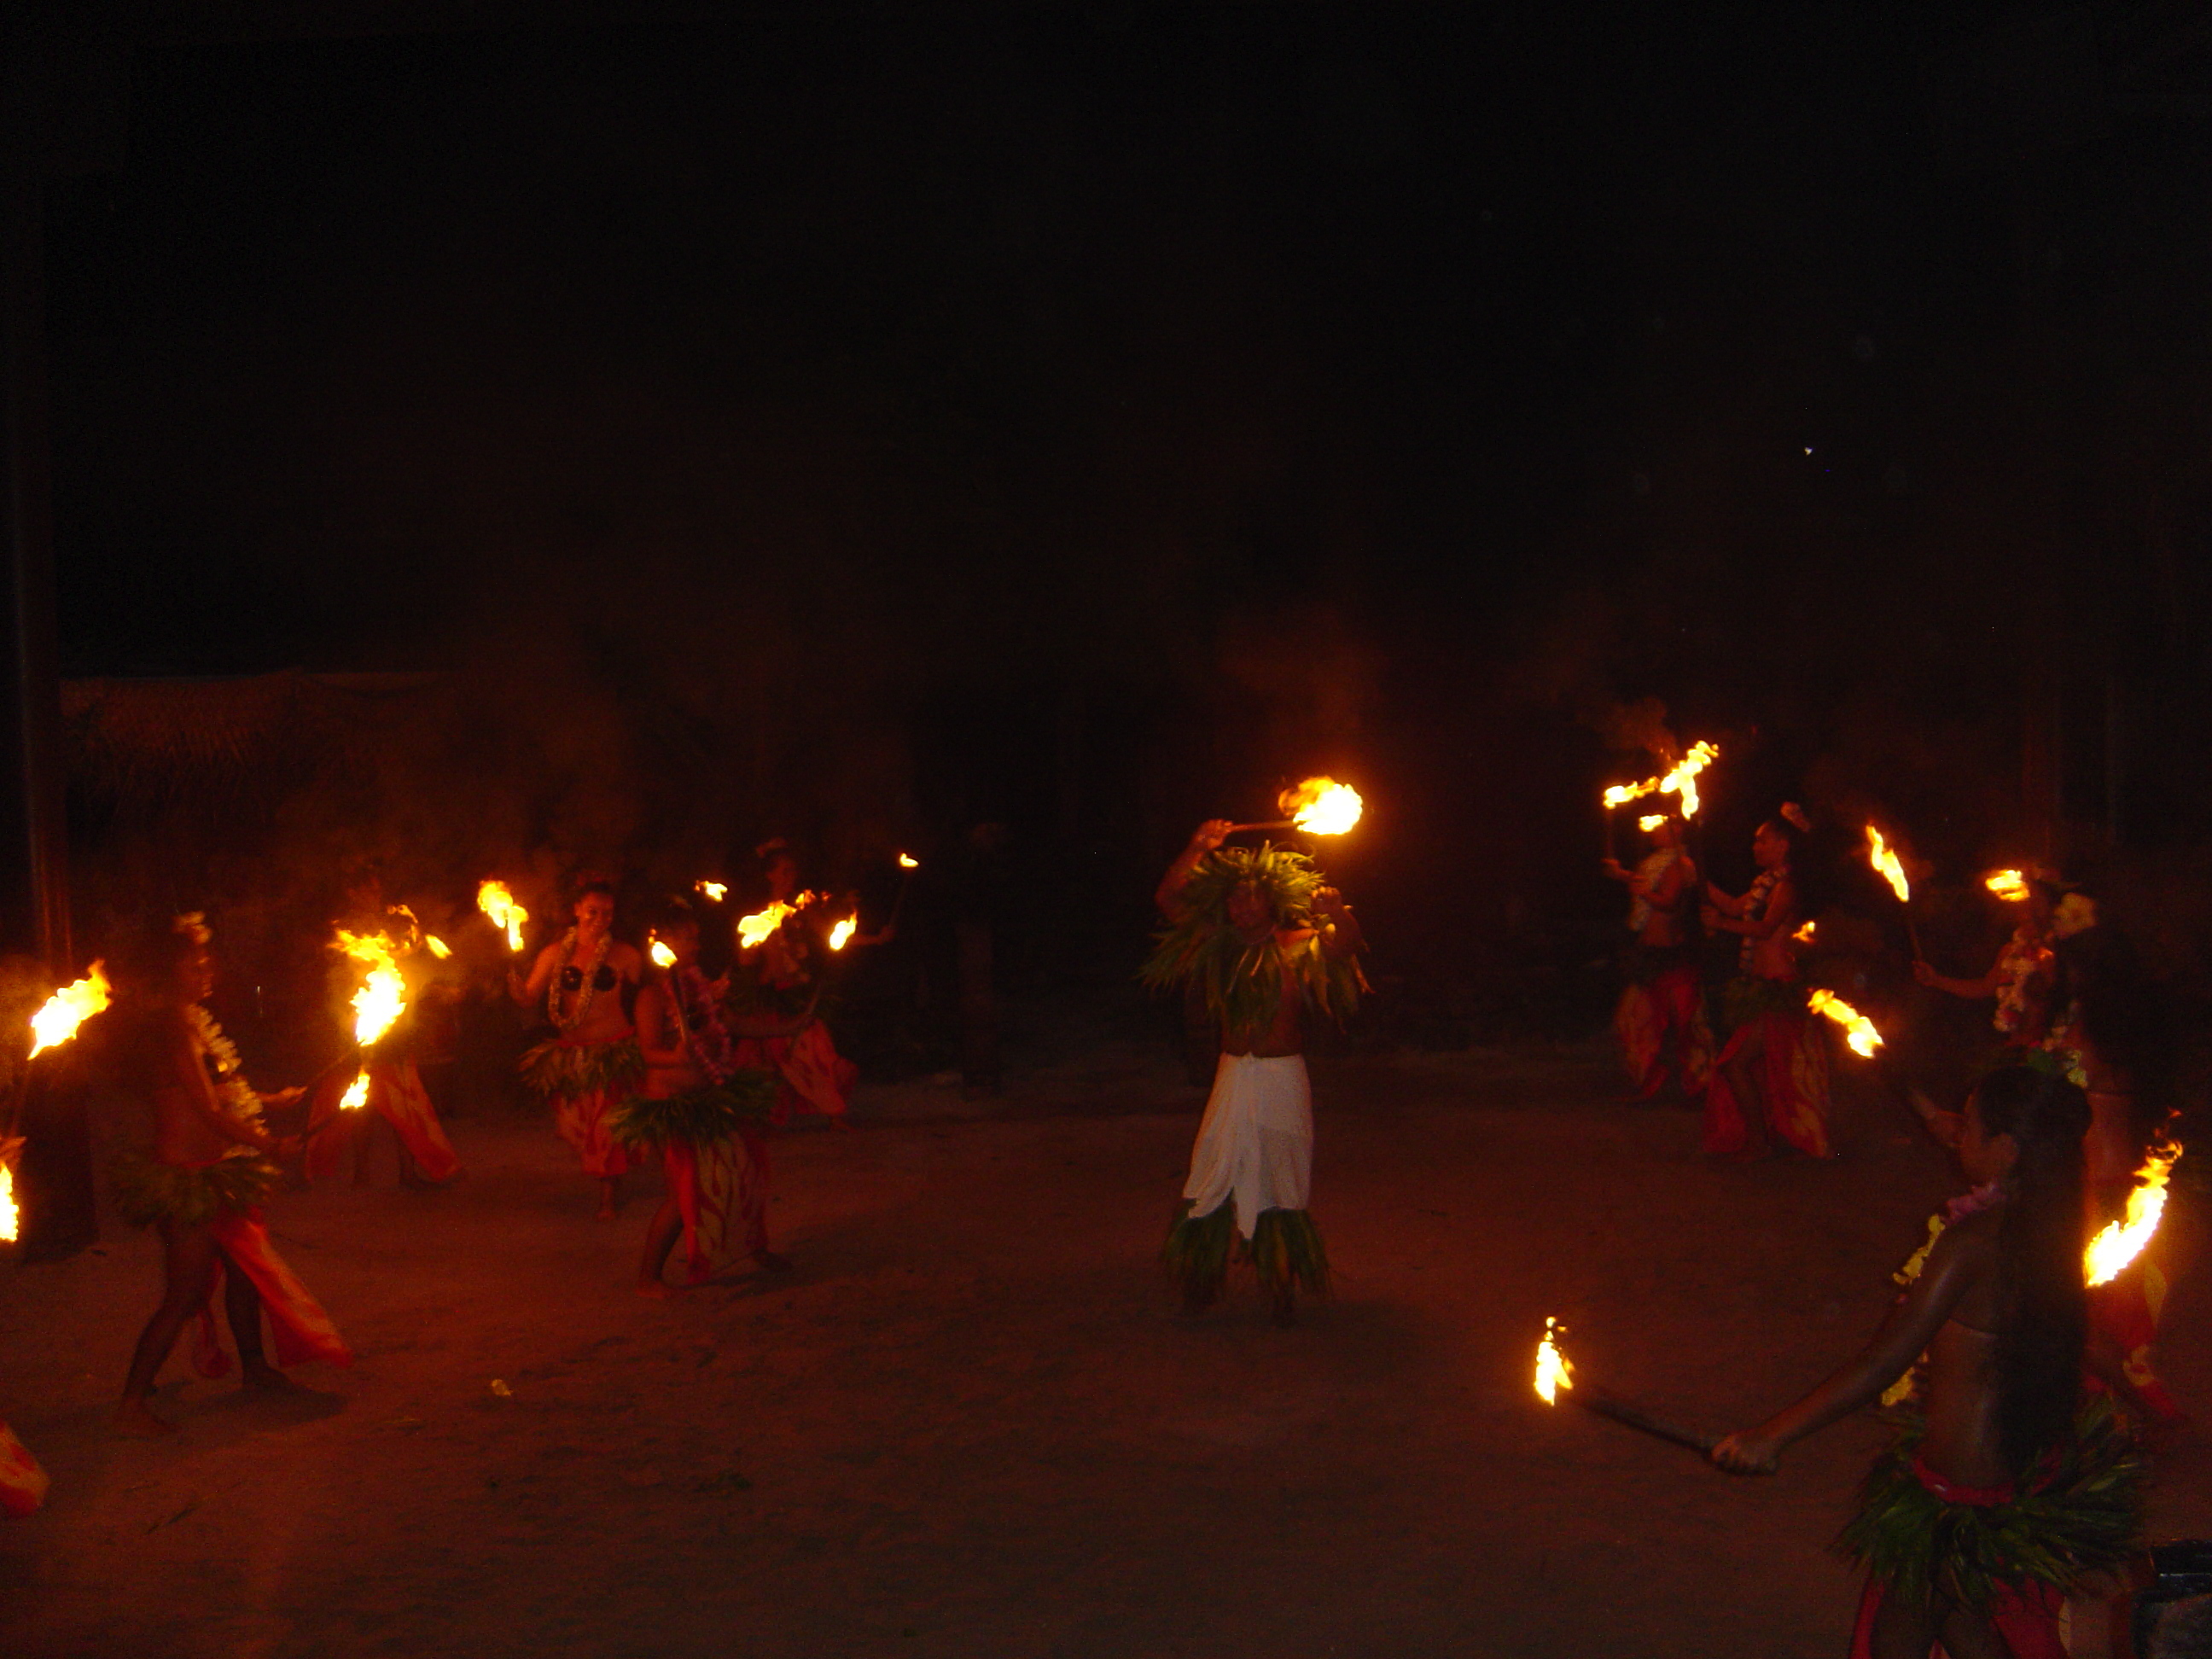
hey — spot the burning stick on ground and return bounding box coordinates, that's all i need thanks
[1230,776,1365,835]
[1533,1318,1718,1455]
[477,880,529,952]
[1865,824,1922,958]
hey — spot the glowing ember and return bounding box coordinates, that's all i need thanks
[1794,920,1817,942]
[1866,826,1911,904]
[340,1070,370,1112]
[898,853,919,870]
[1602,741,1720,819]
[2085,1144,2180,1286]
[828,917,857,952]
[1807,989,1883,1057]
[0,1161,15,1243]
[477,880,529,952]
[1534,1317,1575,1405]
[27,963,112,1060]
[334,930,408,1048]
[1639,814,1665,833]
[424,934,452,959]
[649,940,676,969]
[1985,870,2030,903]
[696,881,728,903]
[1282,777,1364,835]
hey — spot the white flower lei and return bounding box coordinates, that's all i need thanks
[189,1004,265,1137]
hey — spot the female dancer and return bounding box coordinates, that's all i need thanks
[514,879,645,1219]
[1713,1066,2142,1658]
[1913,870,2058,1048]
[1601,811,1710,1101]
[732,843,859,1126]
[1702,809,1829,1158]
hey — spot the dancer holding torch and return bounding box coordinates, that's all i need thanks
[514,878,645,1220]
[1601,810,1711,1102]
[110,916,352,1437]
[1144,819,1365,1327]
[1711,1065,2142,1659]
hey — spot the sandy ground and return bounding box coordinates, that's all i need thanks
[3,1037,2206,1659]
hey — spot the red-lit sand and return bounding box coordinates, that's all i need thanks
[3,1042,2204,1658]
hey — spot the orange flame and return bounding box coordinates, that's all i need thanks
[0,1160,15,1243]
[1534,1317,1574,1405]
[2085,1144,2180,1286]
[736,893,818,950]
[649,939,676,969]
[334,929,408,1048]
[1866,826,1911,904]
[1281,777,1364,835]
[1807,988,1883,1057]
[477,880,529,952]
[1794,920,1817,943]
[424,934,452,959]
[340,1070,370,1112]
[696,880,728,903]
[1602,741,1720,819]
[828,917,857,952]
[1638,814,1666,833]
[27,963,113,1060]
[898,853,919,870]
[1985,870,2030,903]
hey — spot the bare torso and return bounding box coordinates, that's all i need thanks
[1221,931,1310,1059]
[1912,1212,2011,1489]
[635,981,704,1099]
[531,935,642,1045]
[129,1007,236,1167]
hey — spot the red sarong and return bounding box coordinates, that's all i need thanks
[663,1125,770,1283]
[0,1418,48,1517]
[188,1208,354,1377]
[306,1059,462,1185]
[1702,1010,1831,1158]
[554,1086,629,1178]
[734,1022,857,1125]
[1614,962,1713,1099]
[2090,1260,2184,1425]
[1847,1458,2064,1659]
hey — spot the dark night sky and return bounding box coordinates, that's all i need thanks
[32,4,2212,961]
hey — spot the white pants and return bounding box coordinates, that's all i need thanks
[1180,1052,1313,1237]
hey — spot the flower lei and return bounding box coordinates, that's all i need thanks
[666,963,736,1085]
[189,1004,266,1151]
[547,928,615,1033]
[1879,1182,2005,1406]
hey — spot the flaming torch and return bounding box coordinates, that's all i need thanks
[332,929,410,1112]
[1807,989,1883,1058]
[828,916,857,952]
[736,892,821,952]
[1985,870,2030,903]
[27,963,113,1062]
[696,881,728,904]
[1231,776,1365,836]
[1866,825,1922,958]
[6,963,116,1243]
[1602,742,1720,853]
[898,853,919,871]
[2085,1144,2182,1287]
[477,880,529,952]
[1532,1318,1717,1453]
[649,939,677,969]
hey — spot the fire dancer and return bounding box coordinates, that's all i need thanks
[1712,1066,2143,1659]
[1912,870,2058,1046]
[731,843,859,1126]
[621,905,810,1295]
[109,917,353,1437]
[1144,820,1365,1326]
[1701,808,1830,1159]
[514,878,645,1220]
[1600,811,1711,1101]
[2040,917,2188,1433]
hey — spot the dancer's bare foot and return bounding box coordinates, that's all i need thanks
[111,1399,178,1438]
[634,1278,675,1300]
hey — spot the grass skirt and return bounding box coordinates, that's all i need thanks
[1837,1397,2144,1611]
[518,1037,644,1103]
[1163,1200,1329,1302]
[606,1074,778,1150]
[110,1150,281,1228]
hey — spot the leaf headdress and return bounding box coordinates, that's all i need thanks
[1140,842,1365,1033]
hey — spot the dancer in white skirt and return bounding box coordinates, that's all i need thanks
[1144,819,1365,1325]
